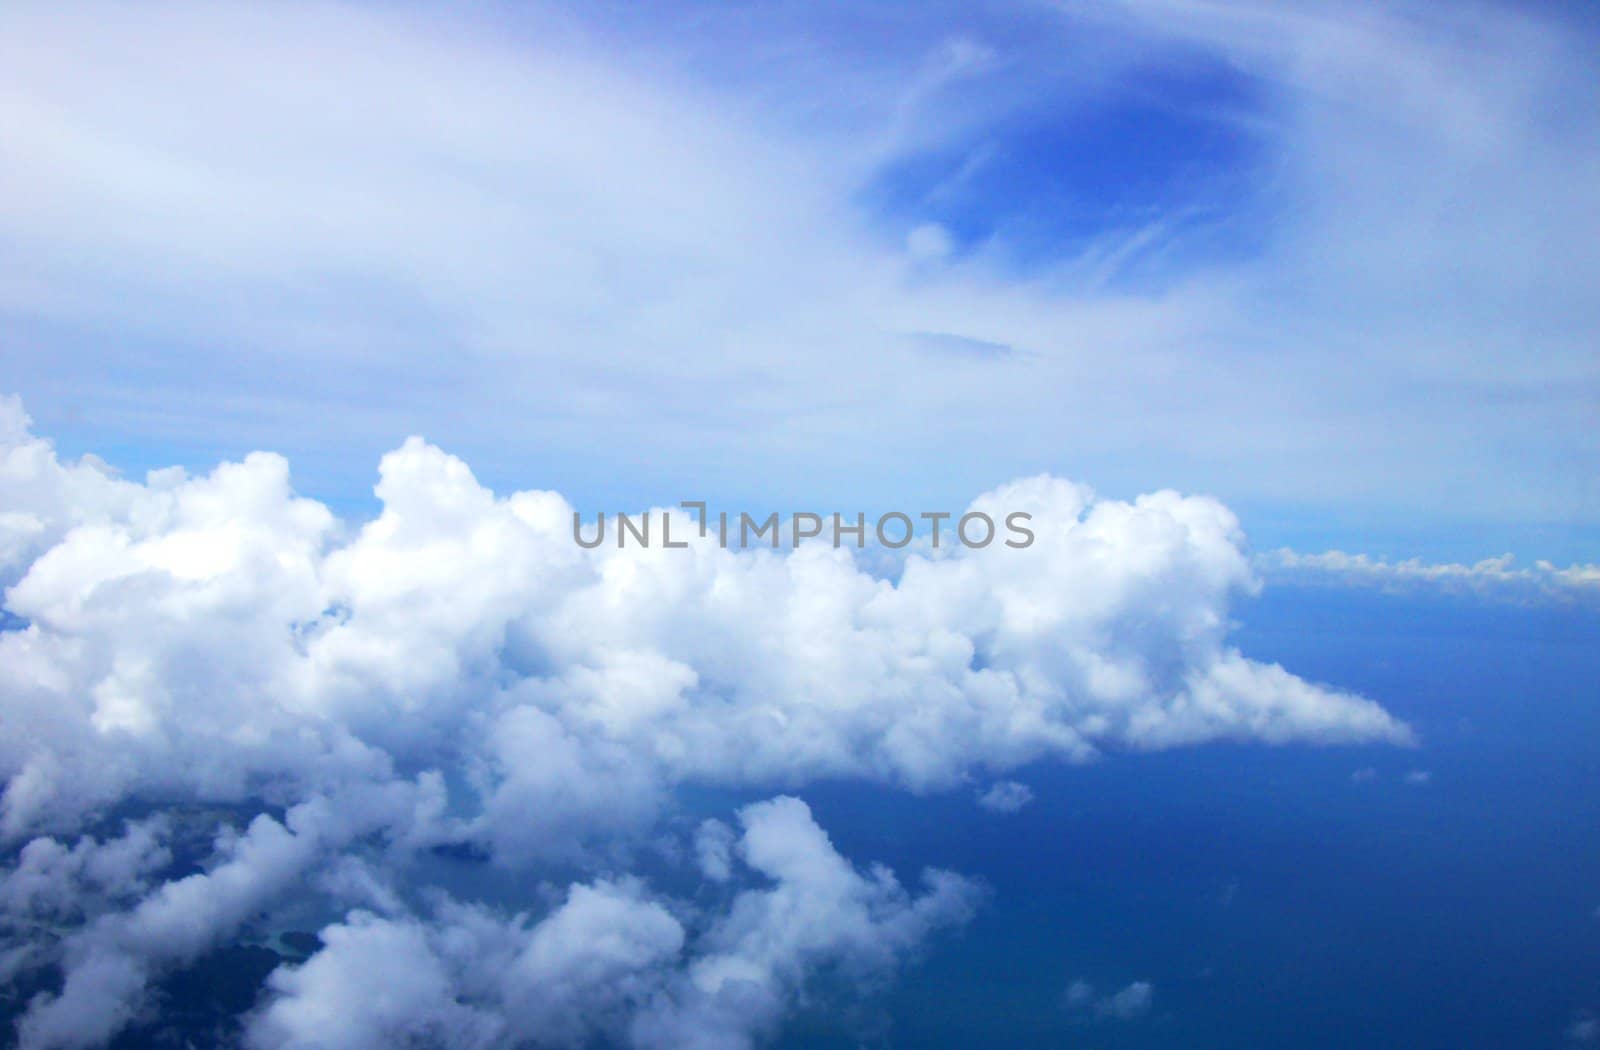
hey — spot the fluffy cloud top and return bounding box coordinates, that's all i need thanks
[0,397,1407,1045]
[0,396,1407,835]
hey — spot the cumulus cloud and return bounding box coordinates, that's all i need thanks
[975,781,1033,813]
[0,400,1407,831]
[15,780,443,1048]
[0,403,1408,1044]
[0,817,170,927]
[247,797,978,1050]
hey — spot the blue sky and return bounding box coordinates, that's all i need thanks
[2,0,1597,562]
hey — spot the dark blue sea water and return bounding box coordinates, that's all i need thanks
[6,586,1595,1047]
[774,586,1600,1048]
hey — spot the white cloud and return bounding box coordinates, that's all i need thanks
[0,405,1410,1044]
[976,780,1034,813]
[16,779,443,1049]
[0,405,1408,837]
[1258,548,1600,603]
[245,796,979,1050]
[0,817,170,925]
[250,911,502,1050]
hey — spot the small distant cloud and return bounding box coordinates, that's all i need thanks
[1098,981,1154,1020]
[1569,1014,1599,1043]
[1403,770,1432,785]
[976,780,1034,813]
[1256,549,1600,605]
[1065,979,1153,1020]
[1351,767,1378,784]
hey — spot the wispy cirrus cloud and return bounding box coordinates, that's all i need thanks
[0,1,1595,542]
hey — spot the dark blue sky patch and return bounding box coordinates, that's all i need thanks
[863,56,1272,270]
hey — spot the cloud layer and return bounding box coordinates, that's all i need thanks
[1257,547,1600,603]
[0,394,1408,830]
[0,398,1412,1044]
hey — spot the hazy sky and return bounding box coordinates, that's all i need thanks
[3,0,1597,558]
